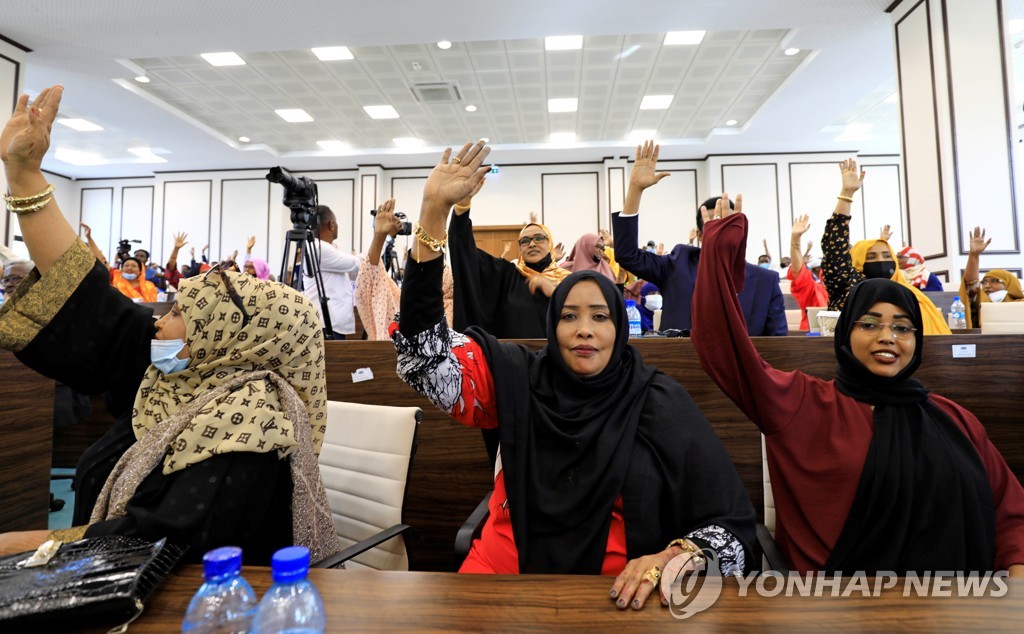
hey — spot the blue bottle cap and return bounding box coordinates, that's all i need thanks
[806,331,822,336]
[202,546,242,580]
[625,300,636,308]
[271,546,311,583]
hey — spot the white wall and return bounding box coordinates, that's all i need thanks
[24,152,911,284]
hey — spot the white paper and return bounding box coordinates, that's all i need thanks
[351,367,374,383]
[951,344,976,359]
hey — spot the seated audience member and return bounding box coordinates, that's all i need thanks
[0,85,339,565]
[787,215,829,330]
[303,204,360,338]
[1,259,33,294]
[561,233,616,282]
[111,256,158,302]
[820,159,951,334]
[243,235,272,281]
[636,282,661,333]
[450,178,570,338]
[597,229,634,286]
[395,141,755,609]
[958,226,1024,328]
[898,246,943,292]
[163,232,188,290]
[188,244,210,278]
[354,198,454,340]
[692,193,1024,575]
[612,141,786,336]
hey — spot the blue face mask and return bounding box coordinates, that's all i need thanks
[151,339,189,374]
[122,272,138,280]
[758,262,771,269]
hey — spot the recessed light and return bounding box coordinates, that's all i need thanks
[726,119,738,126]
[784,48,800,56]
[640,95,673,110]
[238,136,250,143]
[465,104,478,112]
[275,109,314,123]
[545,35,583,51]
[54,147,104,165]
[629,129,658,142]
[393,137,424,148]
[317,140,350,152]
[437,40,452,50]
[364,105,400,119]
[201,52,246,67]
[548,98,578,113]
[312,46,354,61]
[134,75,150,84]
[57,118,104,132]
[664,31,706,46]
[549,132,576,144]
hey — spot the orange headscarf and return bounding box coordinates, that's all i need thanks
[849,239,951,335]
[958,269,1023,329]
[111,268,159,302]
[514,223,570,285]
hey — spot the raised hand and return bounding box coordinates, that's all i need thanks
[526,273,556,298]
[553,242,565,262]
[969,226,991,255]
[529,212,539,225]
[500,241,512,260]
[230,249,238,262]
[598,229,614,248]
[880,224,892,242]
[688,228,698,245]
[245,235,255,252]
[455,176,486,209]
[202,244,209,254]
[629,140,671,191]
[373,199,403,237]
[791,214,811,237]
[1,85,63,176]
[174,232,189,250]
[80,223,92,239]
[805,240,813,257]
[656,243,665,255]
[190,247,195,258]
[839,158,866,195]
[700,193,742,225]
[422,141,491,210]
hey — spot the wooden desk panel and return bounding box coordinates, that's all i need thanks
[0,350,54,531]
[88,566,1024,633]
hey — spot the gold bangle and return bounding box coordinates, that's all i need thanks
[667,538,706,565]
[837,195,854,203]
[4,183,54,204]
[453,203,472,212]
[413,222,448,252]
[7,195,53,215]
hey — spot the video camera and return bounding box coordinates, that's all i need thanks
[369,208,413,236]
[117,238,142,259]
[267,166,319,228]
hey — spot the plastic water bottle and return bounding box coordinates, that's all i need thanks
[182,546,258,634]
[253,546,326,634]
[950,296,966,330]
[625,300,642,338]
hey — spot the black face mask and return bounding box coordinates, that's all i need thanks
[862,261,897,279]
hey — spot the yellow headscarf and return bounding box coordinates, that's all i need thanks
[514,223,571,285]
[958,269,1024,328]
[850,239,951,335]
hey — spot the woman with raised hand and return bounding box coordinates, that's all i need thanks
[393,141,755,610]
[958,226,1023,329]
[692,193,1024,576]
[820,158,950,334]
[0,86,339,564]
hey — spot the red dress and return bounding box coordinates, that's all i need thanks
[787,265,829,331]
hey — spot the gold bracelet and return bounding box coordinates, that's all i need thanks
[453,202,472,212]
[667,538,706,565]
[7,195,53,215]
[837,195,854,203]
[4,183,55,204]
[413,222,448,252]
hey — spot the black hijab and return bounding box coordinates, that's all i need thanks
[466,271,658,573]
[827,279,995,573]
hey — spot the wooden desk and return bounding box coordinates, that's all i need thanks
[81,566,1024,632]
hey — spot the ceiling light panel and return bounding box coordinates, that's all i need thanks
[545,35,583,51]
[548,98,579,113]
[640,95,673,110]
[363,105,400,119]
[275,108,314,122]
[312,46,354,61]
[57,118,104,132]
[201,52,246,66]
[664,31,706,46]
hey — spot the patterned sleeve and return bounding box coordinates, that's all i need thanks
[686,524,747,577]
[354,254,402,341]
[821,213,863,311]
[392,319,498,429]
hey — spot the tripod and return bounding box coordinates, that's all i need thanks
[382,236,403,286]
[279,223,335,340]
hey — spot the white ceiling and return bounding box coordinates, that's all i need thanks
[0,0,908,179]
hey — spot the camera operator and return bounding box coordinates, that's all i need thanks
[303,204,359,338]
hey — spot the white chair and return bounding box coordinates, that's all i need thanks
[980,302,1024,334]
[653,309,662,332]
[806,306,828,334]
[778,279,791,295]
[314,401,421,570]
[785,309,802,332]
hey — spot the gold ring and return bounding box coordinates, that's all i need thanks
[452,157,462,164]
[641,566,662,585]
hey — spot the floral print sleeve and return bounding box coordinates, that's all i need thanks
[821,213,863,311]
[391,319,498,429]
[354,254,402,340]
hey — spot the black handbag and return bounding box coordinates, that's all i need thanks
[0,535,185,631]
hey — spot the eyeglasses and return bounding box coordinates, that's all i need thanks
[853,320,917,340]
[518,234,549,247]
[981,277,1005,286]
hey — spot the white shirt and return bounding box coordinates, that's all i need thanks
[303,239,360,335]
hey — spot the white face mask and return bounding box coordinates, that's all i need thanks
[151,338,189,374]
[988,289,1008,303]
[644,295,663,311]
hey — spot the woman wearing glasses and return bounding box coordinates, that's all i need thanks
[958,226,1024,329]
[692,193,1024,577]
[448,178,569,339]
[0,86,339,564]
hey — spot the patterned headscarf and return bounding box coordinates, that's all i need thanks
[898,246,931,290]
[514,223,571,285]
[248,257,271,280]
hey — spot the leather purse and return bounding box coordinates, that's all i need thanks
[0,535,185,631]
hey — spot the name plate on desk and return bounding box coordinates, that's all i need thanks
[951,344,976,359]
